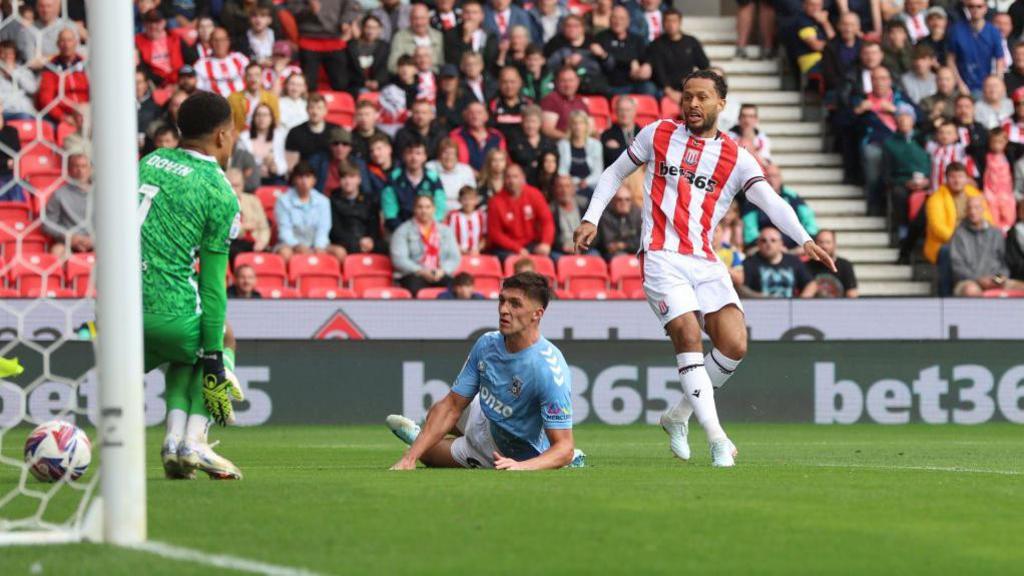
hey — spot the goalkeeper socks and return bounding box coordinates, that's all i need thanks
[223,347,236,372]
[185,414,210,445]
[705,348,741,390]
[165,409,187,445]
[676,352,727,443]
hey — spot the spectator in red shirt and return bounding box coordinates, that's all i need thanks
[449,101,507,171]
[37,28,89,125]
[540,66,588,139]
[135,10,186,86]
[487,163,555,259]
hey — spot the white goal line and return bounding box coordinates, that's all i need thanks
[129,540,325,576]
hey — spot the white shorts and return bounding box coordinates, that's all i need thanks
[450,397,499,469]
[641,250,744,327]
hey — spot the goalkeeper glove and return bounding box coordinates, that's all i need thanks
[201,351,237,426]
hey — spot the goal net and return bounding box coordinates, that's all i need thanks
[0,0,145,546]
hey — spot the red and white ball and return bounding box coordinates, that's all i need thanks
[23,421,92,482]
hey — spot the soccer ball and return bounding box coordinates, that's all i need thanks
[23,421,92,482]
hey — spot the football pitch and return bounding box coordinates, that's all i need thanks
[2,423,1021,575]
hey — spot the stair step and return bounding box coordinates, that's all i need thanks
[716,59,780,75]
[858,281,932,296]
[706,44,765,60]
[728,75,783,90]
[759,121,822,136]
[692,29,739,44]
[685,17,738,32]
[771,136,823,152]
[806,198,866,215]
[771,153,842,168]
[816,216,887,231]
[757,106,802,121]
[832,231,890,247]
[729,91,803,105]
[789,184,862,198]
[780,167,844,184]
[841,247,900,263]
[856,264,914,281]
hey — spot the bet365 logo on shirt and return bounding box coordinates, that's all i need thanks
[657,162,718,192]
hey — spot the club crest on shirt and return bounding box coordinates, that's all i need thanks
[509,376,523,399]
[684,148,700,166]
[658,300,669,316]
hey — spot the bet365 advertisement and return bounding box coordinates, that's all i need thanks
[2,341,1022,427]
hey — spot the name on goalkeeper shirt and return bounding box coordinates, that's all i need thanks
[145,155,193,177]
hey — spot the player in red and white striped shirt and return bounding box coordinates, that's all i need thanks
[195,28,249,97]
[574,70,834,468]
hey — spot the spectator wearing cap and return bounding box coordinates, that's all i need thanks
[238,103,288,185]
[391,194,462,296]
[37,28,89,125]
[195,27,249,96]
[437,273,487,300]
[285,93,342,190]
[900,44,937,105]
[485,0,540,44]
[975,75,1013,129]
[544,15,609,96]
[0,40,37,118]
[227,62,281,132]
[487,164,555,260]
[445,0,498,72]
[919,6,949,66]
[807,230,859,298]
[323,127,372,200]
[645,10,710,103]
[228,265,263,299]
[428,138,477,211]
[287,0,363,91]
[450,102,507,172]
[135,10,187,86]
[950,195,1023,295]
[436,63,473,130]
[388,4,444,74]
[382,135,447,231]
[371,0,412,43]
[742,163,819,250]
[595,5,655,97]
[883,103,931,234]
[264,42,304,94]
[327,162,383,263]
[540,67,588,140]
[278,72,309,132]
[1004,41,1024,96]
[348,14,390,92]
[274,161,333,263]
[233,5,276,66]
[946,0,1004,95]
[177,64,199,95]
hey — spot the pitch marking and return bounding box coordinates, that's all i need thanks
[131,540,325,576]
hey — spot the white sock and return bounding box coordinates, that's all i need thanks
[165,409,187,446]
[185,414,210,445]
[675,352,727,443]
[706,348,742,390]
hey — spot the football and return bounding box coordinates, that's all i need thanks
[23,421,92,483]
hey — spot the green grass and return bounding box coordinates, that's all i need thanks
[2,424,1022,575]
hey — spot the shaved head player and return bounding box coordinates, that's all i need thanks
[573,70,835,467]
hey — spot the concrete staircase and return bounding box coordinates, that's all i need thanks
[689,17,931,296]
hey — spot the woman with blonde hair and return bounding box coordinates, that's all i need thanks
[556,110,603,196]
[277,73,309,132]
[477,148,508,201]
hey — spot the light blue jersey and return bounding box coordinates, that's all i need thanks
[452,332,573,461]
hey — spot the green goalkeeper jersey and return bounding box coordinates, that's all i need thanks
[138,147,239,352]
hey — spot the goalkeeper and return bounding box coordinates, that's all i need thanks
[139,92,243,480]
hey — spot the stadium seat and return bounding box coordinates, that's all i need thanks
[567,0,593,14]
[320,90,356,127]
[25,172,64,214]
[455,254,503,292]
[18,144,60,179]
[0,222,48,258]
[416,286,447,299]
[0,202,32,222]
[344,253,393,293]
[255,185,288,221]
[628,288,646,300]
[502,254,557,286]
[55,121,77,148]
[557,255,609,291]
[362,286,412,299]
[573,288,626,300]
[982,288,1024,298]
[609,254,642,293]
[660,96,680,121]
[288,254,342,291]
[612,95,660,126]
[555,289,573,300]
[23,287,76,299]
[7,119,54,144]
[265,287,300,299]
[0,287,20,298]
[582,96,611,132]
[304,286,356,299]
[66,252,95,296]
[234,252,287,291]
[8,254,63,295]
[908,190,928,221]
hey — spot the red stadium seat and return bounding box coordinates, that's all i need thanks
[18,144,60,179]
[288,254,342,291]
[416,286,447,299]
[0,202,32,223]
[609,254,642,293]
[557,254,609,291]
[234,252,287,291]
[320,90,355,127]
[0,287,20,298]
[660,95,680,121]
[0,222,48,258]
[455,254,503,292]
[8,253,63,295]
[55,121,77,148]
[25,172,64,214]
[908,190,928,221]
[573,288,626,300]
[344,253,393,293]
[612,94,660,126]
[502,254,557,286]
[567,0,593,14]
[7,119,54,144]
[24,287,76,299]
[362,286,412,299]
[66,252,95,295]
[265,287,300,299]
[628,288,646,300]
[982,289,1024,298]
[555,289,573,300]
[582,96,611,132]
[304,286,357,299]
[255,185,288,221]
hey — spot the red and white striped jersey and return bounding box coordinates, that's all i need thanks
[926,141,977,187]
[626,120,765,260]
[447,208,487,253]
[196,52,250,96]
[1001,119,1024,144]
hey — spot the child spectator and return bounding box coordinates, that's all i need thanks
[983,128,1018,231]
[446,186,487,255]
[927,121,977,188]
[437,272,487,299]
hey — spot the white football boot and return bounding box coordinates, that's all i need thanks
[659,411,691,461]
[180,441,243,480]
[160,438,194,480]
[710,438,738,468]
[386,414,421,446]
[567,448,587,468]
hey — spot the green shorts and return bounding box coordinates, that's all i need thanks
[143,313,200,372]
